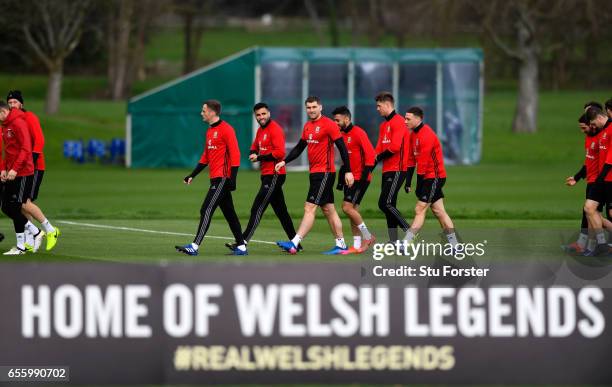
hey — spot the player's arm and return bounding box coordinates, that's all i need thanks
[331,124,353,187]
[185,146,209,184]
[567,165,586,186]
[276,139,306,171]
[29,113,44,161]
[249,130,260,162]
[596,146,612,183]
[360,129,376,184]
[226,128,241,190]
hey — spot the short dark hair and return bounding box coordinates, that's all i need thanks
[0,100,9,111]
[375,91,394,104]
[579,113,588,125]
[253,102,269,112]
[203,99,221,115]
[406,106,424,118]
[305,96,321,105]
[331,106,351,119]
[584,101,603,110]
[586,106,606,121]
[605,98,612,111]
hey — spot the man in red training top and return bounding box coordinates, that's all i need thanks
[274,96,354,255]
[175,99,246,256]
[374,92,412,242]
[332,105,376,254]
[403,106,458,248]
[588,106,612,256]
[565,113,612,255]
[224,102,299,252]
[0,100,34,255]
[7,90,60,252]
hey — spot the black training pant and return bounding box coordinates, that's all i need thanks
[193,177,244,246]
[243,174,296,242]
[378,171,410,241]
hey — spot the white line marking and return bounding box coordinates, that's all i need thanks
[57,220,277,245]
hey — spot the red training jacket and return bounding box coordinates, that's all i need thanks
[341,124,375,181]
[250,119,286,175]
[301,115,342,173]
[375,111,412,173]
[1,108,34,176]
[198,120,241,179]
[410,123,447,179]
[23,111,45,171]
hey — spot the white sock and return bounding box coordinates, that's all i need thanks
[596,231,607,245]
[577,233,588,249]
[587,238,597,251]
[25,231,34,247]
[353,236,362,249]
[25,221,40,235]
[16,233,25,249]
[237,244,246,251]
[404,230,416,243]
[446,232,459,246]
[335,238,346,249]
[41,219,55,234]
[291,235,302,247]
[190,243,199,251]
[357,223,372,240]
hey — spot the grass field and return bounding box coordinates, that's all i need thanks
[0,87,608,262]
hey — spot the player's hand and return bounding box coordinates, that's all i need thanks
[565,176,576,186]
[0,170,6,182]
[275,161,286,172]
[344,172,354,188]
[183,176,193,185]
[7,170,17,181]
[249,153,258,162]
[404,184,411,193]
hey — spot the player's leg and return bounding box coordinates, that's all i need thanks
[218,189,247,255]
[320,203,347,254]
[378,171,409,242]
[2,178,29,254]
[405,200,430,244]
[23,170,57,250]
[269,176,299,245]
[583,198,607,255]
[277,172,330,254]
[430,198,459,246]
[176,178,225,255]
[241,175,277,244]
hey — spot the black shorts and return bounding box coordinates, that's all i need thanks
[29,170,44,201]
[4,175,33,204]
[416,177,446,203]
[343,180,370,205]
[306,172,335,205]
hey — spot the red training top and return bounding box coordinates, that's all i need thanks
[410,123,447,179]
[250,119,286,175]
[585,131,601,183]
[23,111,45,171]
[341,124,375,181]
[375,111,412,173]
[198,120,241,179]
[301,115,342,173]
[1,108,34,176]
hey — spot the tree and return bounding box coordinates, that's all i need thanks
[22,0,90,114]
[475,0,572,133]
[106,0,162,100]
[175,0,210,74]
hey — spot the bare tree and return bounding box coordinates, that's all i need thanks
[304,0,326,44]
[175,0,210,74]
[22,0,90,114]
[107,0,161,100]
[475,0,571,133]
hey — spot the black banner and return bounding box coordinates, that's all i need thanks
[0,262,611,384]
